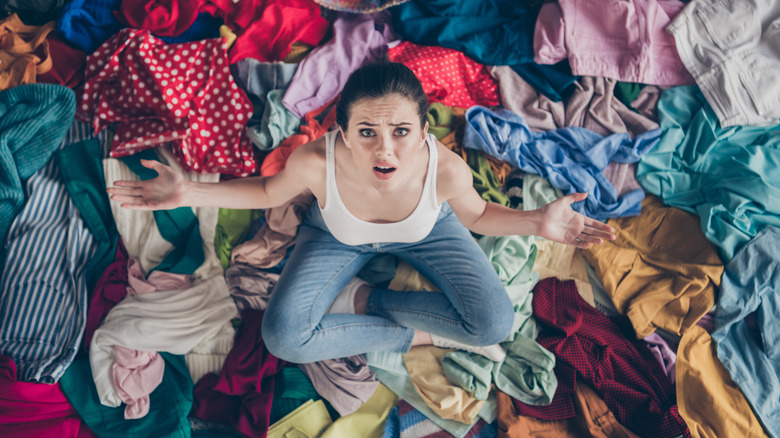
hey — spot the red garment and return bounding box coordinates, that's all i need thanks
[201,0,330,64]
[37,34,86,88]
[191,309,285,438]
[0,355,97,438]
[387,41,499,109]
[260,97,338,176]
[83,239,129,350]
[529,278,690,438]
[116,0,200,38]
[79,28,258,176]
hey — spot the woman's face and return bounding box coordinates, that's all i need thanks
[340,93,428,192]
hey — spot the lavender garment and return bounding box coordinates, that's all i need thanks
[299,355,380,416]
[643,333,677,384]
[282,12,392,118]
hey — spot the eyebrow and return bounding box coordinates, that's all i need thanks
[355,122,413,127]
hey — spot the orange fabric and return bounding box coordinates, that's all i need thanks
[0,14,54,91]
[260,98,338,177]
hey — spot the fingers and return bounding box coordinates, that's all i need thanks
[584,217,615,239]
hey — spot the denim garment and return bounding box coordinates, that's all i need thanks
[262,202,515,364]
[712,226,780,436]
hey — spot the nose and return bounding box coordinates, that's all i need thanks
[376,132,393,157]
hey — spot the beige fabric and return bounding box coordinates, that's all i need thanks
[403,346,485,424]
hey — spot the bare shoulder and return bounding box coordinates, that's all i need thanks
[435,140,474,203]
[284,136,327,183]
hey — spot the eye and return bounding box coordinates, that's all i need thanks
[394,128,409,137]
[359,129,375,137]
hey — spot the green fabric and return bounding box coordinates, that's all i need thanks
[637,85,780,261]
[214,208,263,270]
[467,150,510,206]
[0,84,75,264]
[55,138,119,293]
[614,82,646,111]
[249,88,303,151]
[426,102,455,141]
[120,149,205,274]
[270,366,324,425]
[357,253,398,287]
[60,352,193,438]
[441,353,493,400]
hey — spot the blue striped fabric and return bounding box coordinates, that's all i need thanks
[0,123,106,383]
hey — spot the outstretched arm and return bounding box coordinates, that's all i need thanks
[441,149,614,248]
[107,144,316,210]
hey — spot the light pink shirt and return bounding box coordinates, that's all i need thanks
[534,0,695,86]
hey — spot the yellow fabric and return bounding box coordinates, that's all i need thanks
[388,260,438,292]
[267,399,332,438]
[533,240,593,306]
[219,25,237,50]
[403,346,485,424]
[282,41,314,63]
[320,384,398,438]
[676,325,768,438]
[0,14,54,91]
[583,195,722,338]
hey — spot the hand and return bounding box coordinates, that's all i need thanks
[107,159,185,210]
[536,193,615,249]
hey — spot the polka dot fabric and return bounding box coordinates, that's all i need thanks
[78,28,258,177]
[387,41,499,109]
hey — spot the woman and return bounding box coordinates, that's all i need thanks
[108,62,615,363]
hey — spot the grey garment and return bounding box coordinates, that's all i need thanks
[232,60,299,125]
[298,355,380,416]
[667,0,780,127]
[225,262,279,311]
[245,88,302,150]
[491,65,659,138]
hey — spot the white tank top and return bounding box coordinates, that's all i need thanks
[319,130,442,246]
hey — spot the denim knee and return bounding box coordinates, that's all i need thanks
[467,298,516,345]
[261,312,316,364]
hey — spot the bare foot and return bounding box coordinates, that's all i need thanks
[353,284,372,314]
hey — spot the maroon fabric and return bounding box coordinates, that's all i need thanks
[83,239,129,350]
[0,356,97,438]
[191,309,285,438]
[528,278,690,438]
[37,34,86,89]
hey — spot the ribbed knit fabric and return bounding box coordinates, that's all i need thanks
[0,83,75,265]
[185,321,237,385]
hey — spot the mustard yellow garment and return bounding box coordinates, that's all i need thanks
[534,241,593,306]
[267,399,332,438]
[320,384,397,438]
[403,346,485,424]
[583,195,722,338]
[388,260,438,292]
[676,325,768,438]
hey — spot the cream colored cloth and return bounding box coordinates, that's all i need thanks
[104,145,222,283]
[676,325,769,438]
[403,346,485,424]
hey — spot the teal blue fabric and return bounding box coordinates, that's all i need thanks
[246,88,303,151]
[636,86,780,261]
[0,84,75,265]
[60,352,193,438]
[120,149,205,274]
[55,138,119,293]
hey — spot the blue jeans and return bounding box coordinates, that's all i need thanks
[262,202,514,363]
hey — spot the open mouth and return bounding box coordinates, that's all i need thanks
[373,165,396,174]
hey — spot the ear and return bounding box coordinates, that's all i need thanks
[339,126,351,149]
[421,120,429,140]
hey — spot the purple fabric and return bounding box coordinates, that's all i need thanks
[643,333,677,384]
[299,355,379,416]
[84,239,129,350]
[282,11,392,118]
